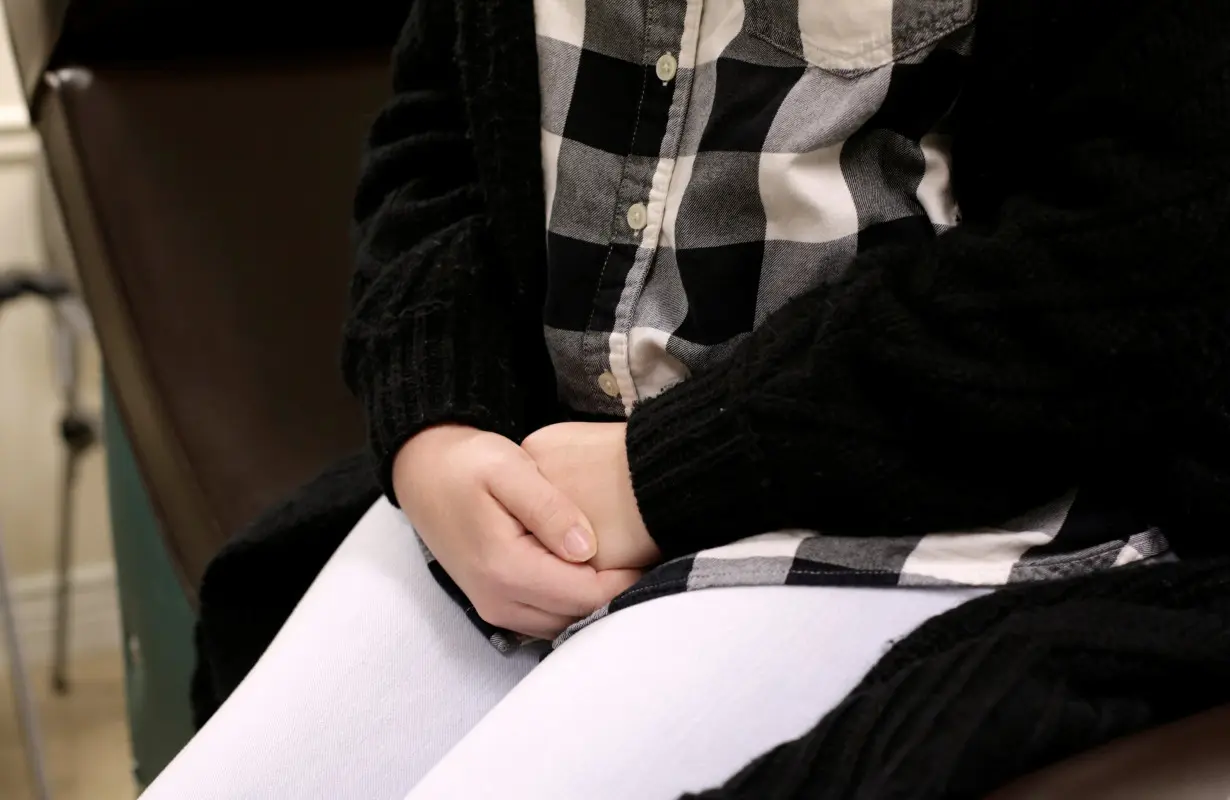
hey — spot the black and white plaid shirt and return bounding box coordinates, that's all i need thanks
[538,0,978,414]
[427,0,1174,652]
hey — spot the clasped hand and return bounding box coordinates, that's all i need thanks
[394,423,660,640]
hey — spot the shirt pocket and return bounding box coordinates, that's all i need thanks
[743,0,975,74]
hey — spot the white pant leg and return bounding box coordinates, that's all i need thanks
[406,583,989,800]
[141,498,541,800]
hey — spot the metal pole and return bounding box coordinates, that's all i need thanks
[0,518,53,800]
[51,422,78,695]
[0,270,75,797]
[51,304,82,695]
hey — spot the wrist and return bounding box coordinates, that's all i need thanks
[613,423,659,562]
[393,424,482,506]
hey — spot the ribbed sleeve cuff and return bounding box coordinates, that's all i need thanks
[348,302,526,504]
[625,364,775,561]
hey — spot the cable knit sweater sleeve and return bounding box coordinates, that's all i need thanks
[628,1,1230,560]
[342,2,556,496]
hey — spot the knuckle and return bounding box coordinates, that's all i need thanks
[530,491,569,533]
[478,446,532,487]
[468,449,505,483]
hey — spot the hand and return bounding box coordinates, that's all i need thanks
[521,422,661,572]
[394,425,641,639]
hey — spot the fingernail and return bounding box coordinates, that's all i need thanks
[563,526,594,560]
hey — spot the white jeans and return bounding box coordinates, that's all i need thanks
[142,499,986,800]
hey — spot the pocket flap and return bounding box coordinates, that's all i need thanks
[745,0,975,73]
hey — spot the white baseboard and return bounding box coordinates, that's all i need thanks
[0,104,29,133]
[2,561,123,670]
[0,120,38,164]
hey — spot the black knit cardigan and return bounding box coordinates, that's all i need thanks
[195,1,1230,796]
[342,0,1230,563]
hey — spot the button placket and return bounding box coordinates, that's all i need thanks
[590,7,698,409]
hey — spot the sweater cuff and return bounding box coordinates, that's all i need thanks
[626,364,774,561]
[348,304,526,503]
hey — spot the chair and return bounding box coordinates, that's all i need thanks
[989,703,1230,799]
[2,0,399,785]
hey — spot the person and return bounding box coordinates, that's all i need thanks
[155,0,1230,798]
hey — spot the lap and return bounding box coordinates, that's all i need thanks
[144,497,986,800]
[407,580,985,799]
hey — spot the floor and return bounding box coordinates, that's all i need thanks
[0,649,135,800]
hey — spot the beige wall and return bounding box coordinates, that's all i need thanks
[0,6,113,581]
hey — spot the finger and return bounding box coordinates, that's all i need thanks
[468,505,603,616]
[506,603,579,641]
[471,593,576,641]
[500,535,632,617]
[593,568,643,605]
[486,458,596,562]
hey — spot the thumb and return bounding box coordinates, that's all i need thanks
[487,459,597,562]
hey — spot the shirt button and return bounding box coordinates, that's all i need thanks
[656,53,678,82]
[598,371,621,398]
[626,202,648,231]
